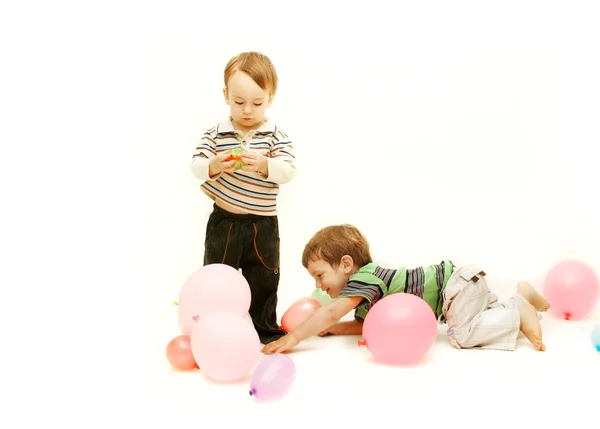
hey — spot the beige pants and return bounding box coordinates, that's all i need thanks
[441,265,527,351]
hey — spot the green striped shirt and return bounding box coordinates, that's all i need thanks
[338,260,454,321]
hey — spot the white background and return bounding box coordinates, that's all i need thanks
[1,1,599,428]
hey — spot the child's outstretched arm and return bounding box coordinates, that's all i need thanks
[261,295,363,354]
[319,319,363,336]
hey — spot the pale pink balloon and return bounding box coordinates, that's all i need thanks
[178,264,251,335]
[190,312,261,382]
[360,293,438,366]
[543,260,599,320]
[249,354,296,402]
[166,335,198,371]
[280,297,321,332]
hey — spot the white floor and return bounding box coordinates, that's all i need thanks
[121,307,599,429]
[3,282,598,429]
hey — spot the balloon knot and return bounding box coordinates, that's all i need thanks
[565,312,571,320]
[173,301,178,306]
[357,340,366,347]
[249,389,255,396]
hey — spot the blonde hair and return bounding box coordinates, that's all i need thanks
[224,52,278,96]
[302,224,372,269]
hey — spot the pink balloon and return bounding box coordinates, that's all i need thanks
[190,312,261,382]
[249,354,296,402]
[543,260,599,320]
[360,293,438,366]
[280,297,321,332]
[166,335,198,371]
[178,264,251,335]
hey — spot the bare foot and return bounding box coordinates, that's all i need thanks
[517,281,550,312]
[519,302,546,351]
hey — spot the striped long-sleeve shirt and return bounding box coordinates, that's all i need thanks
[339,260,455,321]
[191,118,296,216]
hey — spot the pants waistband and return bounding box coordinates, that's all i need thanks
[211,203,276,222]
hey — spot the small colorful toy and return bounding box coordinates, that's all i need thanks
[225,147,246,170]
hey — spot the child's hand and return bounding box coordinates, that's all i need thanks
[261,333,299,354]
[318,324,340,336]
[209,152,236,176]
[240,150,268,175]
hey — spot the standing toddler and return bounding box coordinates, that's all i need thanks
[191,52,296,344]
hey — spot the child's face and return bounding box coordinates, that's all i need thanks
[306,257,353,298]
[223,71,273,132]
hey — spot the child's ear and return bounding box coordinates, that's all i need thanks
[340,255,354,273]
[223,87,230,104]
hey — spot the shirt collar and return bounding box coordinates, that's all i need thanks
[219,117,276,135]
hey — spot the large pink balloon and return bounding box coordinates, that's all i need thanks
[178,264,251,335]
[280,297,321,332]
[360,293,438,366]
[190,312,261,382]
[543,260,599,320]
[249,354,296,402]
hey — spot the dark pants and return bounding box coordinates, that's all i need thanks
[203,204,287,344]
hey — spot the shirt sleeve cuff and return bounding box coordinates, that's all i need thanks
[191,157,220,181]
[265,158,296,184]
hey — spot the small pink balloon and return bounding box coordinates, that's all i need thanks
[543,260,599,320]
[166,335,198,371]
[249,354,296,402]
[280,297,321,332]
[361,293,438,366]
[190,312,261,382]
[178,264,251,335]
